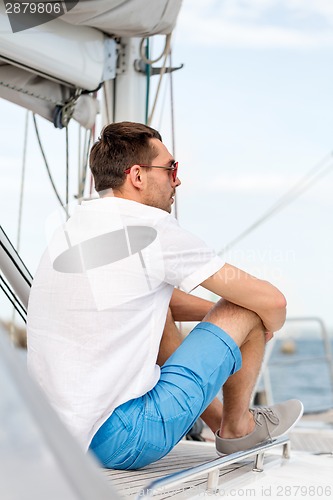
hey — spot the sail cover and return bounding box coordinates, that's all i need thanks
[0,0,182,127]
[61,0,182,37]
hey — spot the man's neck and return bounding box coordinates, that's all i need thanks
[99,188,144,206]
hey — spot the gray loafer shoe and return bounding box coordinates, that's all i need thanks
[215,399,304,455]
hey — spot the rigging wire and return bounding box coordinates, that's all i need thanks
[0,225,33,286]
[83,128,93,198]
[77,125,82,197]
[89,123,96,196]
[75,119,94,200]
[102,81,111,125]
[219,151,333,254]
[65,125,69,216]
[147,41,179,219]
[145,38,151,125]
[147,35,172,126]
[16,110,29,253]
[0,275,26,323]
[168,47,182,332]
[169,49,178,221]
[156,70,169,132]
[11,110,29,332]
[32,114,67,215]
[76,128,92,200]
[169,51,176,160]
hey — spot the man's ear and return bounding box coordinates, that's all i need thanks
[130,165,144,189]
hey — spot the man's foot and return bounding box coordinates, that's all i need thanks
[215,399,303,455]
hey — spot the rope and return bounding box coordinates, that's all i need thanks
[219,152,333,254]
[140,33,171,65]
[32,114,67,215]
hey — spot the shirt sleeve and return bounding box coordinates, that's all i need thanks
[159,217,225,292]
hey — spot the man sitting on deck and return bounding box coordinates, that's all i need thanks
[27,122,303,470]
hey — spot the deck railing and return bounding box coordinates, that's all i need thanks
[139,436,290,499]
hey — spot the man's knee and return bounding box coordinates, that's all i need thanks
[204,299,260,322]
[203,299,263,346]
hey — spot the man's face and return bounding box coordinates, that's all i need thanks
[142,139,181,213]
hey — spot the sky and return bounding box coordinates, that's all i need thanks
[1,0,333,334]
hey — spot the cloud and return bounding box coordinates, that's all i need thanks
[288,0,333,24]
[177,0,333,49]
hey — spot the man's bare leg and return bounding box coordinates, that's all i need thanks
[203,299,266,438]
[158,294,266,438]
[220,326,265,437]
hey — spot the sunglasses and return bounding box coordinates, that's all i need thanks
[124,161,178,182]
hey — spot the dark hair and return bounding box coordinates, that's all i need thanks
[89,121,162,192]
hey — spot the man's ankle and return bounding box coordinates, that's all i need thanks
[219,410,255,439]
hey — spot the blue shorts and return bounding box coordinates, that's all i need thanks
[89,321,242,470]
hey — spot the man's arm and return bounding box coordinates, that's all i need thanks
[169,288,214,322]
[200,263,287,333]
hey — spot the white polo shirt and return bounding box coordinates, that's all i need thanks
[27,197,224,450]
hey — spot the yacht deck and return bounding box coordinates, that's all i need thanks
[103,414,333,499]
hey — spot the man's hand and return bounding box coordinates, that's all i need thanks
[265,331,274,343]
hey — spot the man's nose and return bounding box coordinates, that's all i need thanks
[174,176,181,187]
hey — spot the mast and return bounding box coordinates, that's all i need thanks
[102,38,147,125]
